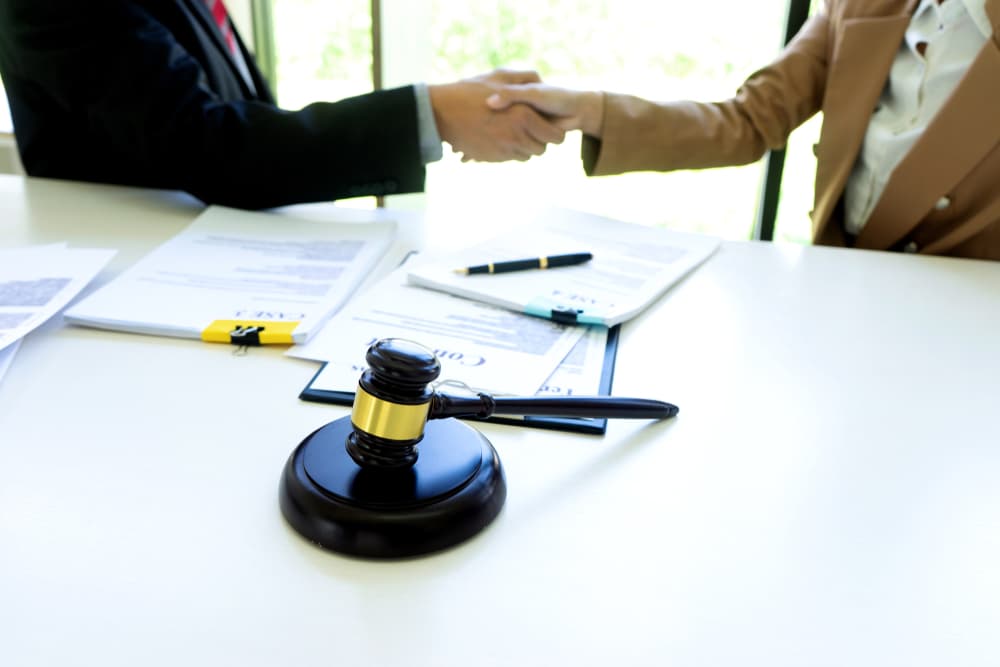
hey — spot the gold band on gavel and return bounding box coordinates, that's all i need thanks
[351,385,431,441]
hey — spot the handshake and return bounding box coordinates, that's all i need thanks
[428,69,604,163]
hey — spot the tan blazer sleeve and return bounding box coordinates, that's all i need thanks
[584,6,832,176]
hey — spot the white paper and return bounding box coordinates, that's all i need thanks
[289,266,587,397]
[406,208,720,326]
[0,340,20,388]
[307,323,610,400]
[64,206,396,343]
[0,244,116,350]
[534,325,609,398]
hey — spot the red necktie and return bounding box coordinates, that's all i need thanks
[203,0,238,57]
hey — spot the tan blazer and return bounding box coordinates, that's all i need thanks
[585,0,1000,260]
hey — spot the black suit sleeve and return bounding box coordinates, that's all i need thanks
[0,0,426,209]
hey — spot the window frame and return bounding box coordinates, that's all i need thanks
[252,0,815,240]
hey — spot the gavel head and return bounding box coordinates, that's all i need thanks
[346,338,441,470]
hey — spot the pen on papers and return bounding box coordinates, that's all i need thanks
[455,252,593,275]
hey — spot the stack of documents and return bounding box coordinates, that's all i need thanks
[287,265,596,400]
[50,204,719,431]
[64,206,396,345]
[0,243,116,386]
[289,208,721,431]
[406,208,720,326]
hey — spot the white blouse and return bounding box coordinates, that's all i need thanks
[843,0,991,235]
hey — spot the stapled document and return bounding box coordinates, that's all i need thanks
[64,206,396,345]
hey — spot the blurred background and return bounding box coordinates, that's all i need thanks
[0,0,821,242]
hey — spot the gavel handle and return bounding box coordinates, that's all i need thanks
[429,393,678,421]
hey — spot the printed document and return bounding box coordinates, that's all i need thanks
[303,322,610,401]
[532,324,609,398]
[406,208,720,326]
[288,266,587,397]
[0,243,116,351]
[64,206,396,344]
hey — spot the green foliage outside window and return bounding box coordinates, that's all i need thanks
[272,0,819,243]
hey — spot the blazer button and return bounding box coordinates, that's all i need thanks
[934,196,951,211]
[903,241,919,253]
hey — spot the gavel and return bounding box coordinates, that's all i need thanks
[346,338,678,469]
[279,338,679,559]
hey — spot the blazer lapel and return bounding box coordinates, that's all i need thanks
[182,0,257,98]
[812,11,913,241]
[855,4,1000,250]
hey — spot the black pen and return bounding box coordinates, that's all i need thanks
[455,252,593,275]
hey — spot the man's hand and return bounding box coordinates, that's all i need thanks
[485,84,605,138]
[429,69,567,162]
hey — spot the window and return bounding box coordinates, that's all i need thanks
[266,0,373,110]
[267,1,820,242]
[0,83,23,175]
[1,84,12,134]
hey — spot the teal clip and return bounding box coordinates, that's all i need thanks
[524,297,604,325]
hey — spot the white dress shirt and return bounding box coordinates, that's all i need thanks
[843,0,991,236]
[414,83,444,164]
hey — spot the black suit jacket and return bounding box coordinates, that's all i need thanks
[0,0,425,208]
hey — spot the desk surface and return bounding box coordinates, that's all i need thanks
[2,175,999,666]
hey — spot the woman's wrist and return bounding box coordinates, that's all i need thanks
[579,91,605,138]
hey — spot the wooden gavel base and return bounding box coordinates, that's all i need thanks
[279,416,507,559]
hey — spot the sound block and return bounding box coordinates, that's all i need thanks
[279,416,506,559]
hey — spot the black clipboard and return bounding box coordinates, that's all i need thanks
[298,325,621,435]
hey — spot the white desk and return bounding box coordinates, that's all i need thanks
[2,174,999,666]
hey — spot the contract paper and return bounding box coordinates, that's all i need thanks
[305,321,609,398]
[288,266,587,397]
[0,244,116,351]
[532,324,608,398]
[406,208,720,326]
[64,206,396,344]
